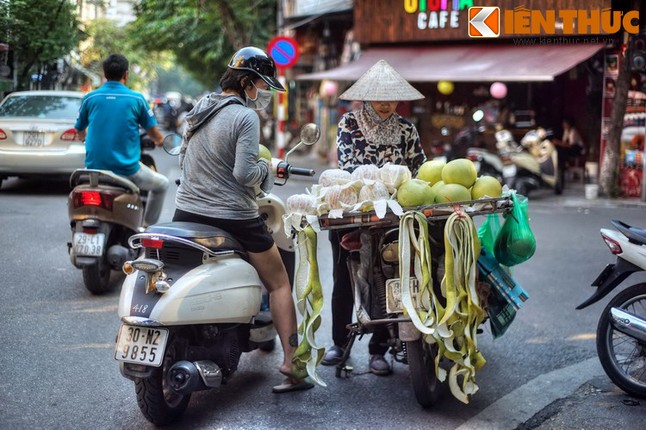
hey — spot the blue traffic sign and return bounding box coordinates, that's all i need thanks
[267,37,299,69]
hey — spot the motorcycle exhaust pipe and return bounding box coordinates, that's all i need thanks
[610,307,646,343]
[107,244,135,269]
[168,360,222,395]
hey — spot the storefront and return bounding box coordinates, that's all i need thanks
[292,0,644,195]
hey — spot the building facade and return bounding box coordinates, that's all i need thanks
[290,0,645,196]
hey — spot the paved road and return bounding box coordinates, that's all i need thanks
[0,149,644,429]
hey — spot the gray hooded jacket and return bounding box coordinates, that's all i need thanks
[175,93,272,220]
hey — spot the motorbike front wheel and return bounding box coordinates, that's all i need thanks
[596,283,646,398]
[407,339,440,408]
[135,335,191,425]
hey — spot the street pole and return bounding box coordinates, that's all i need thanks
[276,71,287,159]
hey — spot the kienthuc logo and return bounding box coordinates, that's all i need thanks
[468,6,640,38]
[468,7,500,38]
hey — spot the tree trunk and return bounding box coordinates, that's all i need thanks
[213,1,250,50]
[598,40,631,197]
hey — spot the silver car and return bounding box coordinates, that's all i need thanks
[0,90,85,189]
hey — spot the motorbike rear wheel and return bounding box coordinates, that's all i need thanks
[407,339,440,408]
[135,335,191,425]
[82,258,111,294]
[597,283,646,398]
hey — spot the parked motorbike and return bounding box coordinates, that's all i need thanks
[505,128,562,196]
[577,220,646,398]
[67,133,160,294]
[113,124,319,425]
[468,129,562,197]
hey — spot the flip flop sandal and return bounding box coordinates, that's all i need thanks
[272,379,314,394]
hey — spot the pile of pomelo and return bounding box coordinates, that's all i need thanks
[396,158,502,207]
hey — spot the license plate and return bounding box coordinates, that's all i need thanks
[73,232,105,257]
[502,164,517,178]
[385,278,427,314]
[114,325,168,367]
[23,132,46,147]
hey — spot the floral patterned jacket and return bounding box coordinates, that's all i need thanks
[336,112,427,176]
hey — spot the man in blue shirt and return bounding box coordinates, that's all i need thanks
[75,54,169,226]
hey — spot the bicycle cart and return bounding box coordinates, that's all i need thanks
[314,196,515,407]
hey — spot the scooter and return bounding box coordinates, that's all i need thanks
[67,133,159,294]
[466,129,516,184]
[577,220,646,398]
[114,124,319,425]
[506,128,562,197]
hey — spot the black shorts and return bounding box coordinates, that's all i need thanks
[172,209,274,253]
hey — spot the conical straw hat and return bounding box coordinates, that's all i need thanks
[339,59,424,101]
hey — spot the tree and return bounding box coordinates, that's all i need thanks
[79,18,169,92]
[128,0,278,87]
[598,37,632,197]
[0,0,83,89]
[598,0,640,197]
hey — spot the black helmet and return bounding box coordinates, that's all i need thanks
[228,46,285,92]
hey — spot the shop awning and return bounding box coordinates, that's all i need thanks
[297,43,604,82]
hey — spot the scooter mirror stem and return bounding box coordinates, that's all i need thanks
[285,123,321,164]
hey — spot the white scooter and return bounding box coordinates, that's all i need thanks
[113,125,320,425]
[577,220,646,398]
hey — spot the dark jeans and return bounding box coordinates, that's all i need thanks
[329,229,389,355]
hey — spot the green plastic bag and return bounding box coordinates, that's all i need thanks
[477,213,501,255]
[493,193,536,266]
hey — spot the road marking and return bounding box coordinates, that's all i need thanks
[456,357,603,430]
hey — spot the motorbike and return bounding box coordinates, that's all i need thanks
[67,133,159,294]
[113,124,319,425]
[577,220,646,398]
[504,128,562,197]
[318,197,513,407]
[468,129,562,197]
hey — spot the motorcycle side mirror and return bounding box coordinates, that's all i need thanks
[285,123,320,163]
[162,133,182,156]
[299,123,321,146]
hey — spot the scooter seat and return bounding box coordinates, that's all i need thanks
[145,222,247,255]
[611,220,646,246]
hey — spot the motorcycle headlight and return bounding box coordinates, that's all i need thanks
[381,242,399,263]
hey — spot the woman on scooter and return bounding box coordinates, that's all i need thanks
[321,59,427,375]
[173,47,312,393]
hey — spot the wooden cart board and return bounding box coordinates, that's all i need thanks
[317,196,514,230]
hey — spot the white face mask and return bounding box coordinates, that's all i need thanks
[245,81,273,111]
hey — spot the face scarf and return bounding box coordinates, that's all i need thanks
[354,102,400,149]
[245,81,273,111]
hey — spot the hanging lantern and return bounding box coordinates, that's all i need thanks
[320,80,338,97]
[490,82,507,99]
[437,80,454,95]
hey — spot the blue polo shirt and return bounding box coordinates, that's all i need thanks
[75,81,157,176]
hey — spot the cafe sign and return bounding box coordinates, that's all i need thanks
[404,0,474,30]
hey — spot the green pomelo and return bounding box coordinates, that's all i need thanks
[441,158,478,188]
[397,179,436,207]
[416,159,446,185]
[430,180,445,195]
[435,183,472,204]
[471,175,503,199]
[258,144,272,161]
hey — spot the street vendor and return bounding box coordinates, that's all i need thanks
[321,59,428,375]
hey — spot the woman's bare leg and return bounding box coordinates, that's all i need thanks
[248,244,299,379]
